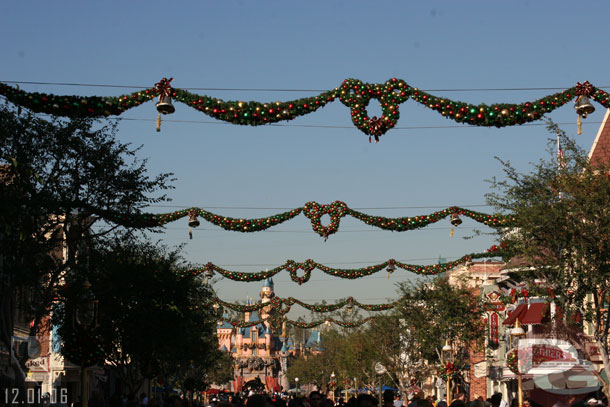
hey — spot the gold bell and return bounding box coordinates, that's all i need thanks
[574,95,595,119]
[156,95,175,114]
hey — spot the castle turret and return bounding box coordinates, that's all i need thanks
[260,278,274,320]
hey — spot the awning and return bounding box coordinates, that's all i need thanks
[520,302,549,325]
[503,304,528,326]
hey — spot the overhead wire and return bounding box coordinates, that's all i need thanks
[3,79,610,93]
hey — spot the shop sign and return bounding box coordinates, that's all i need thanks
[489,312,499,346]
[25,356,49,372]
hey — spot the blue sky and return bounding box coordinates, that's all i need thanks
[2,1,609,317]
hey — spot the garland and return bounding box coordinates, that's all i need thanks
[1,79,606,140]
[120,203,515,239]
[219,314,374,329]
[496,282,556,305]
[212,295,400,314]
[184,249,503,284]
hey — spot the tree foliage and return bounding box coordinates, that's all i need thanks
[53,237,221,397]
[286,276,484,398]
[0,105,173,346]
[486,121,610,396]
[394,275,486,397]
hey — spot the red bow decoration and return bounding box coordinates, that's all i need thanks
[369,116,384,143]
[575,81,594,96]
[154,77,174,99]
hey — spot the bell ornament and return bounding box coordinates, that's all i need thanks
[450,213,462,227]
[575,95,595,118]
[156,95,175,114]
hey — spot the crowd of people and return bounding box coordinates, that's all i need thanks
[99,388,610,407]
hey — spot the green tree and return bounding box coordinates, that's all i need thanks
[486,122,610,397]
[395,275,486,393]
[0,105,172,386]
[53,237,221,398]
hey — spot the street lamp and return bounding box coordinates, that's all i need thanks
[441,339,453,405]
[353,377,357,395]
[295,377,299,397]
[330,372,336,404]
[74,278,98,407]
[510,320,526,407]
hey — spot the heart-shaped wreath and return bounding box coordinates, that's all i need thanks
[339,78,410,142]
[303,200,348,239]
[286,259,315,285]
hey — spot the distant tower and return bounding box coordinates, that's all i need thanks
[260,278,275,320]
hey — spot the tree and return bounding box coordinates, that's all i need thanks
[53,237,222,398]
[486,121,610,398]
[0,105,172,385]
[395,275,486,395]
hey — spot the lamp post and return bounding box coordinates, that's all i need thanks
[510,320,526,407]
[441,339,453,405]
[295,377,299,397]
[330,372,336,404]
[353,378,357,396]
[74,278,99,407]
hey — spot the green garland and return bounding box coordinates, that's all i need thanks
[1,79,606,139]
[212,295,400,314]
[123,203,514,239]
[346,206,513,231]
[185,248,503,284]
[219,314,374,329]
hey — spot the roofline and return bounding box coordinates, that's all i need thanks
[588,108,610,160]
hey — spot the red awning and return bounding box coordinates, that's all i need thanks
[503,303,528,326]
[520,302,549,325]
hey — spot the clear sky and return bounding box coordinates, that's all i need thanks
[2,1,609,319]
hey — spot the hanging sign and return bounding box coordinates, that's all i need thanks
[489,312,499,346]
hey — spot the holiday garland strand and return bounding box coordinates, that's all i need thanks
[185,248,504,284]
[212,295,400,314]
[1,79,607,139]
[119,203,515,239]
[219,314,374,329]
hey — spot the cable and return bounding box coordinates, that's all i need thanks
[5,104,599,133]
[3,79,610,93]
[143,204,491,210]
[91,225,486,233]
[57,115,607,131]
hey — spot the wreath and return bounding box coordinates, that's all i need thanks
[437,362,459,381]
[506,347,536,375]
[303,201,347,240]
[286,259,315,285]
